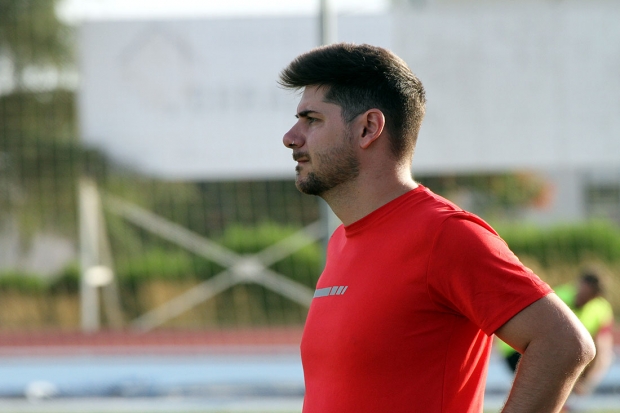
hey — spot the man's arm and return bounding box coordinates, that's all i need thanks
[495,293,596,413]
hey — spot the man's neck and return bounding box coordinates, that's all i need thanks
[322,170,418,226]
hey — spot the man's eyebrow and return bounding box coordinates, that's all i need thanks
[295,110,320,119]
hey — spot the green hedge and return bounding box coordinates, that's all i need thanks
[0,264,83,294]
[218,222,322,286]
[3,221,618,290]
[0,222,322,292]
[0,271,47,293]
[495,220,620,266]
[111,221,322,286]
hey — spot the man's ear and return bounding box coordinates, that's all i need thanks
[358,109,385,149]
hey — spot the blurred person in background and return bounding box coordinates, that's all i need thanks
[279,42,595,413]
[499,271,615,401]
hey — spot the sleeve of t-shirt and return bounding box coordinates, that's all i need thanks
[596,300,615,336]
[426,213,553,336]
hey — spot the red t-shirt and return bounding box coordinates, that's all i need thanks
[300,186,552,413]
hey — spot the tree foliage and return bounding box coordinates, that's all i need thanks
[0,0,71,89]
[418,172,550,220]
[0,1,78,246]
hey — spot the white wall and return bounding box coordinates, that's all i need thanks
[396,3,620,174]
[78,3,620,180]
[78,15,391,179]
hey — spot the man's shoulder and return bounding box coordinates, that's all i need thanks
[414,185,462,213]
[408,186,499,236]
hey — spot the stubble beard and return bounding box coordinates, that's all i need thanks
[295,131,360,196]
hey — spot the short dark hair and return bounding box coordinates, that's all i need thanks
[580,272,604,295]
[278,43,426,162]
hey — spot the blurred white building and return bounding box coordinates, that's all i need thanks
[78,0,620,224]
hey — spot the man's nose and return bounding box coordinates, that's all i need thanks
[283,125,301,149]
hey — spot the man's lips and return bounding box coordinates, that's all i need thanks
[293,152,310,163]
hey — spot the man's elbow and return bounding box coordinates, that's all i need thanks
[582,334,596,365]
[547,295,597,369]
[567,325,596,369]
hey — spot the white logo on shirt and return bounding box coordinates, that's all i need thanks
[313,286,348,298]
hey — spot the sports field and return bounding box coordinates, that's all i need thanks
[1,395,619,413]
[0,406,619,413]
[1,332,618,413]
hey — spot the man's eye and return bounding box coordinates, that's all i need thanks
[307,117,317,124]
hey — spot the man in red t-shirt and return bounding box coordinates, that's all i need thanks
[278,43,595,412]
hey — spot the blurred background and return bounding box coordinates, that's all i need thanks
[0,0,619,412]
